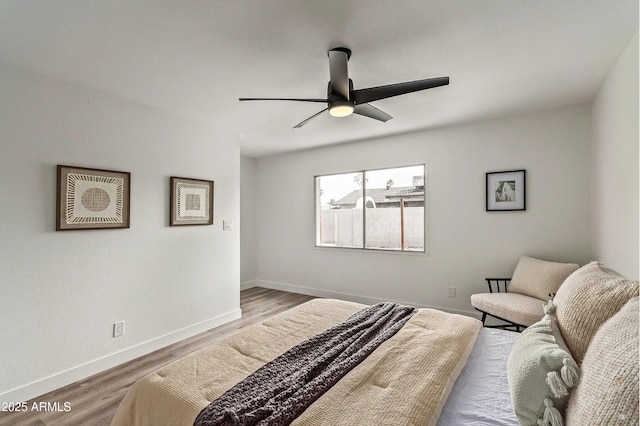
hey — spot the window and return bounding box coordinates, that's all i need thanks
[315,164,425,252]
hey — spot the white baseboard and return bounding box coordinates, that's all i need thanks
[254,279,480,319]
[240,280,258,291]
[0,308,241,403]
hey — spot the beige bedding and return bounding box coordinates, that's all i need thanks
[111,298,481,426]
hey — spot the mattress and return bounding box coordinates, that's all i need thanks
[111,298,482,426]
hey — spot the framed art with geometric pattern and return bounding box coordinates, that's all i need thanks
[56,165,131,230]
[170,176,214,226]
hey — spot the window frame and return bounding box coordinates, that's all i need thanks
[313,163,428,254]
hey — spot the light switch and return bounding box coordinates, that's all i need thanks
[223,220,232,230]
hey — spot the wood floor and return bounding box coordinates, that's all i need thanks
[0,287,315,426]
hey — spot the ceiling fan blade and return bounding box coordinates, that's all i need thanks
[353,103,393,122]
[239,97,327,103]
[328,48,351,100]
[353,77,449,104]
[293,108,328,128]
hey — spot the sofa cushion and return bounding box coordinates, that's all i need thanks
[554,261,639,363]
[508,308,580,426]
[509,256,579,301]
[471,292,544,326]
[565,297,638,425]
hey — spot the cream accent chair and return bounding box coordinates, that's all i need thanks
[471,256,579,332]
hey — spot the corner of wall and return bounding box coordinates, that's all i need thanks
[590,31,639,279]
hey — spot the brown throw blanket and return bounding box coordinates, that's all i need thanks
[193,302,416,426]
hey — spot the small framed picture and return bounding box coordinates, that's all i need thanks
[486,170,526,211]
[56,165,131,230]
[170,177,214,226]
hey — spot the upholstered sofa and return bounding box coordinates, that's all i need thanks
[505,261,639,425]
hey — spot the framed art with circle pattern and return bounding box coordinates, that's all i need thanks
[170,176,214,226]
[56,165,131,230]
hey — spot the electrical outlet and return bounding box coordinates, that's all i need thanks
[113,321,125,337]
[448,287,456,298]
[223,220,232,230]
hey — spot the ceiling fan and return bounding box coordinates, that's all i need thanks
[239,47,449,128]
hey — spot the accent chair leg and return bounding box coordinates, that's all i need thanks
[481,312,487,325]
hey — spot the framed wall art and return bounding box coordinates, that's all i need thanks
[170,176,214,226]
[56,165,131,230]
[486,169,526,211]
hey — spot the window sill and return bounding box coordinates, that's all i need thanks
[312,245,429,256]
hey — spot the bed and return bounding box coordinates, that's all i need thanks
[111,261,639,426]
[111,298,520,426]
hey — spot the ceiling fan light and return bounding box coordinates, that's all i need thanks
[329,101,354,117]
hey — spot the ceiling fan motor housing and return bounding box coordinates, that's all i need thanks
[328,99,354,117]
[327,79,355,117]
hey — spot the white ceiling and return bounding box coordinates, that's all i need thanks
[0,1,637,157]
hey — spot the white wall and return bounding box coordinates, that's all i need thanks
[241,156,258,286]
[253,105,592,314]
[590,32,639,280]
[0,63,241,402]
